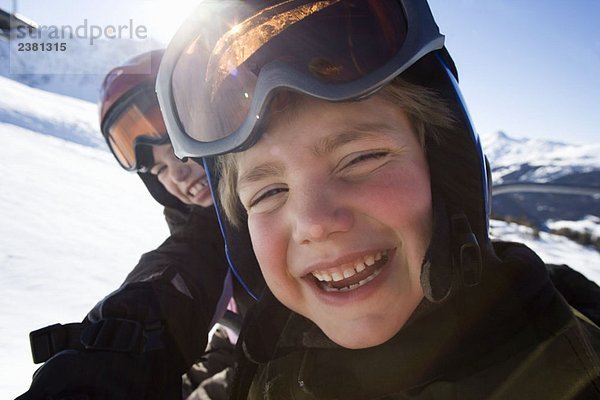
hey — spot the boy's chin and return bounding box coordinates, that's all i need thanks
[321,321,405,349]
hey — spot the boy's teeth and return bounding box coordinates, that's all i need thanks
[310,250,388,283]
[355,260,366,273]
[323,267,383,293]
[189,181,207,196]
[343,267,356,279]
[319,272,332,282]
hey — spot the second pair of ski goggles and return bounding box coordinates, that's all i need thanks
[157,0,445,159]
[101,83,169,172]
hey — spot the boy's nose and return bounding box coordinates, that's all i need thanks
[291,186,353,244]
[170,162,191,182]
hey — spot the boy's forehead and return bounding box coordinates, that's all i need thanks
[258,95,415,148]
[250,123,403,160]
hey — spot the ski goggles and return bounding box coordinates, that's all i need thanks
[157,0,445,159]
[101,83,169,171]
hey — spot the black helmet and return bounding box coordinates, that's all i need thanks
[99,50,187,211]
[157,0,491,301]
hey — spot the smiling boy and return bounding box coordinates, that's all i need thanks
[156,0,600,398]
[224,86,444,349]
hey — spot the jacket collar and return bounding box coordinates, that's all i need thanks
[239,242,573,398]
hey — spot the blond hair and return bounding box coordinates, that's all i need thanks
[217,77,456,227]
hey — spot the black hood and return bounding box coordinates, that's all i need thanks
[137,171,189,213]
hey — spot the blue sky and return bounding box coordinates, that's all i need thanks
[428,0,600,145]
[3,0,599,144]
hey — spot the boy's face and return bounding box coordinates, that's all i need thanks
[236,94,432,349]
[150,143,213,207]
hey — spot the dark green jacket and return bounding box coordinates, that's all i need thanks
[232,243,600,399]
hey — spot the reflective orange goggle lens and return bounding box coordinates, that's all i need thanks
[103,86,168,171]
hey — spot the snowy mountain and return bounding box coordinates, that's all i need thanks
[482,131,600,230]
[0,66,598,398]
[482,131,600,184]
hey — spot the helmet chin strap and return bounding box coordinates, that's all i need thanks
[420,188,483,303]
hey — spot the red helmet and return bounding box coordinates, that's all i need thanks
[99,49,167,171]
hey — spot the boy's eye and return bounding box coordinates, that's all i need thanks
[248,187,288,209]
[342,150,390,170]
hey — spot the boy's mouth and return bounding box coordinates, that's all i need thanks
[187,178,209,197]
[310,250,390,293]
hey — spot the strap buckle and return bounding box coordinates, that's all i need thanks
[30,323,83,364]
[29,318,165,364]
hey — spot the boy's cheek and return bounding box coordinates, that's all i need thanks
[249,218,287,277]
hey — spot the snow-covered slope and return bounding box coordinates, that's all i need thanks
[490,220,600,283]
[0,77,169,397]
[0,123,170,397]
[0,75,103,147]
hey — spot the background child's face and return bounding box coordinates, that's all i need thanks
[236,94,432,349]
[150,143,213,207]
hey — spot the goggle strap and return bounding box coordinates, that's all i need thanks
[203,157,260,301]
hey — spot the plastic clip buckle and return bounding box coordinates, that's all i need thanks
[451,213,482,287]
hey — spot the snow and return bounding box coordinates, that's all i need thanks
[0,66,598,398]
[490,220,600,284]
[547,215,600,239]
[0,81,169,397]
[0,75,103,148]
